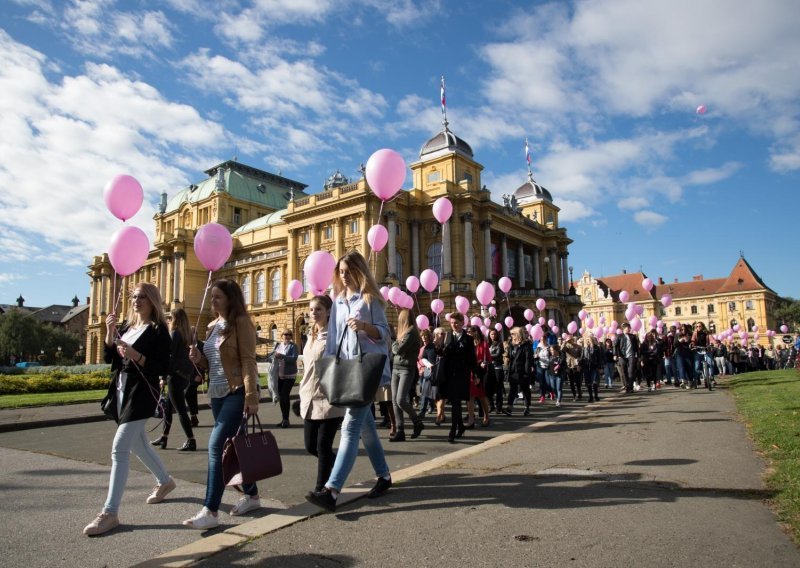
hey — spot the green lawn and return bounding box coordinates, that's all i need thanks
[727,369,800,543]
[0,390,107,409]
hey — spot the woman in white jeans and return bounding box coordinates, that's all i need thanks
[84,282,175,536]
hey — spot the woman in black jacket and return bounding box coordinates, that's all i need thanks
[440,315,482,443]
[505,327,534,416]
[390,309,423,441]
[84,283,174,536]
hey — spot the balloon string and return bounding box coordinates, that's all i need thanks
[193,271,213,344]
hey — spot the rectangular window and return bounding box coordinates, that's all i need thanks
[691,305,698,315]
[745,300,754,310]
[728,301,736,312]
[707,303,715,314]
[675,307,682,316]
[427,171,441,184]
[301,231,309,245]
[349,220,358,234]
[395,223,401,236]
[233,207,242,225]
[324,226,333,240]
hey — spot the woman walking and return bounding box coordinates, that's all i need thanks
[84,283,175,536]
[581,331,602,402]
[390,309,424,441]
[299,295,345,493]
[487,328,505,414]
[183,279,262,529]
[305,251,392,513]
[271,329,299,428]
[602,338,615,388]
[151,307,196,451]
[440,315,481,442]
[417,328,437,418]
[505,327,533,415]
[465,326,491,427]
[547,344,566,407]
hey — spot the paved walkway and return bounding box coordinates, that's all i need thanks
[1,383,797,567]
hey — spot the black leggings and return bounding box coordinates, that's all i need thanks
[163,375,194,438]
[304,417,343,492]
[508,375,531,408]
[278,378,294,420]
[449,399,464,436]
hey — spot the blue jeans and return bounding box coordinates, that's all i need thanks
[663,356,674,383]
[603,362,614,386]
[205,390,257,512]
[546,372,563,402]
[536,366,548,395]
[104,418,170,514]
[326,404,390,492]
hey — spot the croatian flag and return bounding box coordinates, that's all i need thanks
[440,76,446,115]
[525,139,531,165]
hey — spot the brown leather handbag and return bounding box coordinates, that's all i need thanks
[222,414,283,486]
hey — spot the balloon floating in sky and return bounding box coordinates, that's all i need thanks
[696,104,707,115]
[104,174,144,222]
[365,149,406,201]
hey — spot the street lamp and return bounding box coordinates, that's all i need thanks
[543,256,552,289]
[568,265,575,295]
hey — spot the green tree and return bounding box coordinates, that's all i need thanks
[0,309,81,364]
[774,296,800,332]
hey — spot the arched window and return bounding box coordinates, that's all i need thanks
[255,272,265,304]
[396,253,404,282]
[747,317,756,331]
[426,243,442,278]
[271,270,281,301]
[241,274,251,305]
[270,323,279,344]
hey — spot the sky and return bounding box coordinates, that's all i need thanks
[1,0,798,309]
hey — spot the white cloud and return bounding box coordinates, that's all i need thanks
[618,196,649,210]
[556,199,595,222]
[683,162,742,185]
[633,210,668,229]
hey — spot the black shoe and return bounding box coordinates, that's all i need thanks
[455,425,466,439]
[389,430,406,442]
[278,419,290,428]
[366,476,392,499]
[447,435,455,443]
[306,488,337,512]
[178,439,196,452]
[588,396,594,403]
[501,408,512,416]
[411,421,425,439]
[523,406,530,416]
[151,436,167,449]
[190,416,199,427]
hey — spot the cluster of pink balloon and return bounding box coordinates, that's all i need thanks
[104,175,149,277]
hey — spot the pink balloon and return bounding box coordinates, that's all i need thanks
[733,324,740,332]
[567,321,578,335]
[406,276,420,293]
[367,224,388,252]
[287,279,304,300]
[578,309,587,320]
[432,197,453,224]
[455,295,470,314]
[108,225,149,276]
[754,333,760,341]
[195,222,233,271]
[483,317,492,327]
[481,326,489,336]
[475,281,495,306]
[538,317,545,325]
[524,309,534,321]
[365,148,406,201]
[470,316,482,327]
[488,306,497,317]
[630,317,642,332]
[696,104,707,115]
[642,278,653,292]
[504,316,514,328]
[586,317,595,329]
[751,325,759,332]
[619,290,630,302]
[661,294,672,307]
[420,269,439,293]
[380,286,391,301]
[599,316,606,324]
[625,308,635,321]
[303,250,337,295]
[547,319,555,328]
[531,324,543,341]
[431,299,444,314]
[552,325,559,334]
[416,314,430,330]
[535,298,546,311]
[494,323,503,332]
[389,287,403,305]
[498,276,512,294]
[781,325,789,333]
[634,304,644,316]
[616,329,623,336]
[104,174,144,222]
[610,320,619,329]
[444,312,452,322]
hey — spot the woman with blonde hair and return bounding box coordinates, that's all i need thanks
[299,294,345,493]
[390,309,423,441]
[183,279,262,529]
[306,251,392,513]
[84,283,175,536]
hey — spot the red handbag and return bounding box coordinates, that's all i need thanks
[222,414,283,486]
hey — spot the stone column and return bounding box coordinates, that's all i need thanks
[560,253,569,294]
[501,234,508,278]
[462,213,474,279]
[411,220,420,275]
[286,228,296,282]
[173,251,184,304]
[334,218,344,260]
[159,255,168,301]
[387,211,397,279]
[100,271,108,314]
[481,220,492,280]
[517,241,525,288]
[310,223,319,251]
[360,212,369,257]
[442,221,452,278]
[549,249,559,291]
[532,247,541,289]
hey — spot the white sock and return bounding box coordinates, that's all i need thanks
[382,474,391,481]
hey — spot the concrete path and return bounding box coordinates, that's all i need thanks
[1,383,797,567]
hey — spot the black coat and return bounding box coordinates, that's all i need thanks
[102,323,171,424]
[440,331,481,402]
[507,340,534,385]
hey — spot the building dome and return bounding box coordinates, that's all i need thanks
[513,174,552,202]
[419,126,474,159]
[324,170,350,190]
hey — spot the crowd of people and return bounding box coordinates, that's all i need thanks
[83,251,799,536]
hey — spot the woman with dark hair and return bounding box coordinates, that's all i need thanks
[84,283,175,536]
[151,307,196,451]
[487,328,505,414]
[505,327,534,415]
[183,279,262,529]
[440,315,482,442]
[465,326,491,428]
[299,294,345,493]
[390,309,423,441]
[271,328,299,428]
[640,330,662,392]
[306,251,392,513]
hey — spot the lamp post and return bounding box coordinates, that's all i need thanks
[568,265,575,295]
[543,256,551,289]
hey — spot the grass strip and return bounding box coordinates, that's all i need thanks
[727,369,800,543]
[0,390,107,409]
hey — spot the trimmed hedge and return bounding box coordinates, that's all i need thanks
[0,364,110,376]
[0,370,112,394]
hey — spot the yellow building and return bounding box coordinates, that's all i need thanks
[574,256,780,343]
[85,122,580,363]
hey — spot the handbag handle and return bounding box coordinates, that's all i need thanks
[333,301,374,362]
[236,412,264,437]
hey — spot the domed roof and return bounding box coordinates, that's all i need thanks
[419,125,473,159]
[513,174,552,202]
[324,170,350,190]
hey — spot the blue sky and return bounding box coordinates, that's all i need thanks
[1,0,798,308]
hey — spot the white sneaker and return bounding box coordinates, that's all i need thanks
[182,507,219,530]
[230,495,262,516]
[83,512,119,536]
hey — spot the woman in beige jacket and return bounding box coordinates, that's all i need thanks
[299,294,345,493]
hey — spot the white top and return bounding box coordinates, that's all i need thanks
[205,320,229,399]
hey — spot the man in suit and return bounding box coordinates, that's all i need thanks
[614,322,640,393]
[441,315,481,443]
